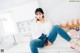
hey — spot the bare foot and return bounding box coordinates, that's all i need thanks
[70,39,76,49]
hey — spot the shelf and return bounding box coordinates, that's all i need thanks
[61,24,80,28]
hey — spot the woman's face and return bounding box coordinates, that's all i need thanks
[35,12,44,21]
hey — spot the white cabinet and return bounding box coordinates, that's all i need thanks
[39,51,59,53]
[60,51,78,53]
[39,51,78,53]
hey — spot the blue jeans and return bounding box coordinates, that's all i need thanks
[30,25,71,53]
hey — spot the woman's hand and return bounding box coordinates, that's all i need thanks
[46,41,52,46]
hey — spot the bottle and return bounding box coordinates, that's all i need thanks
[77,18,79,24]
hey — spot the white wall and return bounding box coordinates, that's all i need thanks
[0,0,36,11]
[0,0,39,22]
[38,0,80,25]
[11,1,39,22]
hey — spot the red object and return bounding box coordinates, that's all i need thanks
[70,46,75,49]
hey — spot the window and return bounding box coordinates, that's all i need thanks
[0,12,17,35]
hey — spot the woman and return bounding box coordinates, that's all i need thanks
[30,8,74,53]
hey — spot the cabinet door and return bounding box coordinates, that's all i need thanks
[61,51,78,53]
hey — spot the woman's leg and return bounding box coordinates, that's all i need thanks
[30,39,44,53]
[48,25,71,44]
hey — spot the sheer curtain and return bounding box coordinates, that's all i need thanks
[0,12,17,36]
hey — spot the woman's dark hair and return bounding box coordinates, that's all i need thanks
[35,8,44,21]
[35,8,44,14]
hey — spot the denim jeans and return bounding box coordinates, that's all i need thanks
[30,25,71,53]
